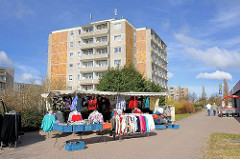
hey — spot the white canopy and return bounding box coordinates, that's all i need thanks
[41,90,167,99]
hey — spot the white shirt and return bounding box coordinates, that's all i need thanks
[206,104,211,109]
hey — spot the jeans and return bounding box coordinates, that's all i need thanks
[207,109,211,116]
[213,110,216,116]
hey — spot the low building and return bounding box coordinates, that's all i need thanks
[230,80,240,109]
[168,86,188,101]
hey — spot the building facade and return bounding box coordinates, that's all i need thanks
[230,80,240,109]
[47,18,168,91]
[168,86,188,101]
[0,67,14,91]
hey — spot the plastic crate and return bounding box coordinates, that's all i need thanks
[155,125,166,130]
[73,125,84,132]
[65,141,85,151]
[101,122,111,130]
[93,124,103,130]
[168,124,180,129]
[84,125,93,131]
[53,124,73,132]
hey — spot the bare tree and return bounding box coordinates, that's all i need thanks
[189,92,197,103]
[223,79,230,105]
[200,85,207,105]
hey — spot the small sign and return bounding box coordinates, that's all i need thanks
[219,84,222,95]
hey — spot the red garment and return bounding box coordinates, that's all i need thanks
[71,114,82,121]
[88,97,98,110]
[133,108,142,114]
[129,96,135,109]
[134,97,138,108]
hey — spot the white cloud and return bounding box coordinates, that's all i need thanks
[174,33,201,47]
[196,70,232,81]
[19,73,35,82]
[0,51,14,67]
[210,4,240,29]
[186,46,240,70]
[168,72,174,79]
[0,0,35,20]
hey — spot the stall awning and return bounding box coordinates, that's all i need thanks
[41,90,167,99]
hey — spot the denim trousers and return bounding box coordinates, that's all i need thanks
[213,110,216,116]
[207,109,211,115]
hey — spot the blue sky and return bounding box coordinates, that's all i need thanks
[0,0,240,97]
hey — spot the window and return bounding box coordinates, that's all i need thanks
[70,53,73,58]
[84,85,93,90]
[87,39,93,44]
[83,50,93,55]
[114,23,121,29]
[78,74,81,80]
[98,49,107,54]
[98,72,106,78]
[98,60,108,66]
[114,59,121,66]
[69,64,73,68]
[97,25,107,30]
[114,47,121,53]
[70,42,73,47]
[84,61,93,67]
[70,31,74,36]
[78,29,81,34]
[69,75,73,81]
[114,35,121,41]
[78,63,81,69]
[78,52,81,57]
[85,28,93,32]
[78,41,81,46]
[85,73,93,79]
[97,37,107,42]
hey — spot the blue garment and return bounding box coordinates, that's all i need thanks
[207,109,211,116]
[71,95,78,111]
[213,110,216,116]
[41,114,56,132]
[144,116,149,131]
[145,97,150,108]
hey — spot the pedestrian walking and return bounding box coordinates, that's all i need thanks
[206,103,211,116]
[211,103,217,116]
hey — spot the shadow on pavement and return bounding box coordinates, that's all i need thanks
[234,117,240,123]
[18,131,46,147]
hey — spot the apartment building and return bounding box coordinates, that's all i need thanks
[0,67,14,91]
[168,86,188,101]
[47,18,168,91]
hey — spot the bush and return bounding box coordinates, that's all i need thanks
[194,104,204,108]
[174,101,195,114]
[21,109,43,131]
[181,101,195,113]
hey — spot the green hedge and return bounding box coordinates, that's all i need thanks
[21,109,43,132]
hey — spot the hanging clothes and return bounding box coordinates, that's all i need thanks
[113,114,155,136]
[41,114,56,132]
[144,97,150,108]
[149,97,155,111]
[76,97,83,112]
[63,96,72,109]
[129,96,135,109]
[55,111,65,123]
[154,98,159,110]
[71,95,78,111]
[88,97,98,111]
[132,108,142,114]
[116,97,126,111]
[52,96,65,110]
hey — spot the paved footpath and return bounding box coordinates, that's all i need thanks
[0,110,240,159]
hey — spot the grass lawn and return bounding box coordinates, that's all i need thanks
[175,113,192,121]
[206,133,240,159]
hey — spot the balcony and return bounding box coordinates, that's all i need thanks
[93,66,108,72]
[94,28,109,36]
[0,79,6,83]
[80,79,98,85]
[93,41,109,48]
[80,53,108,60]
